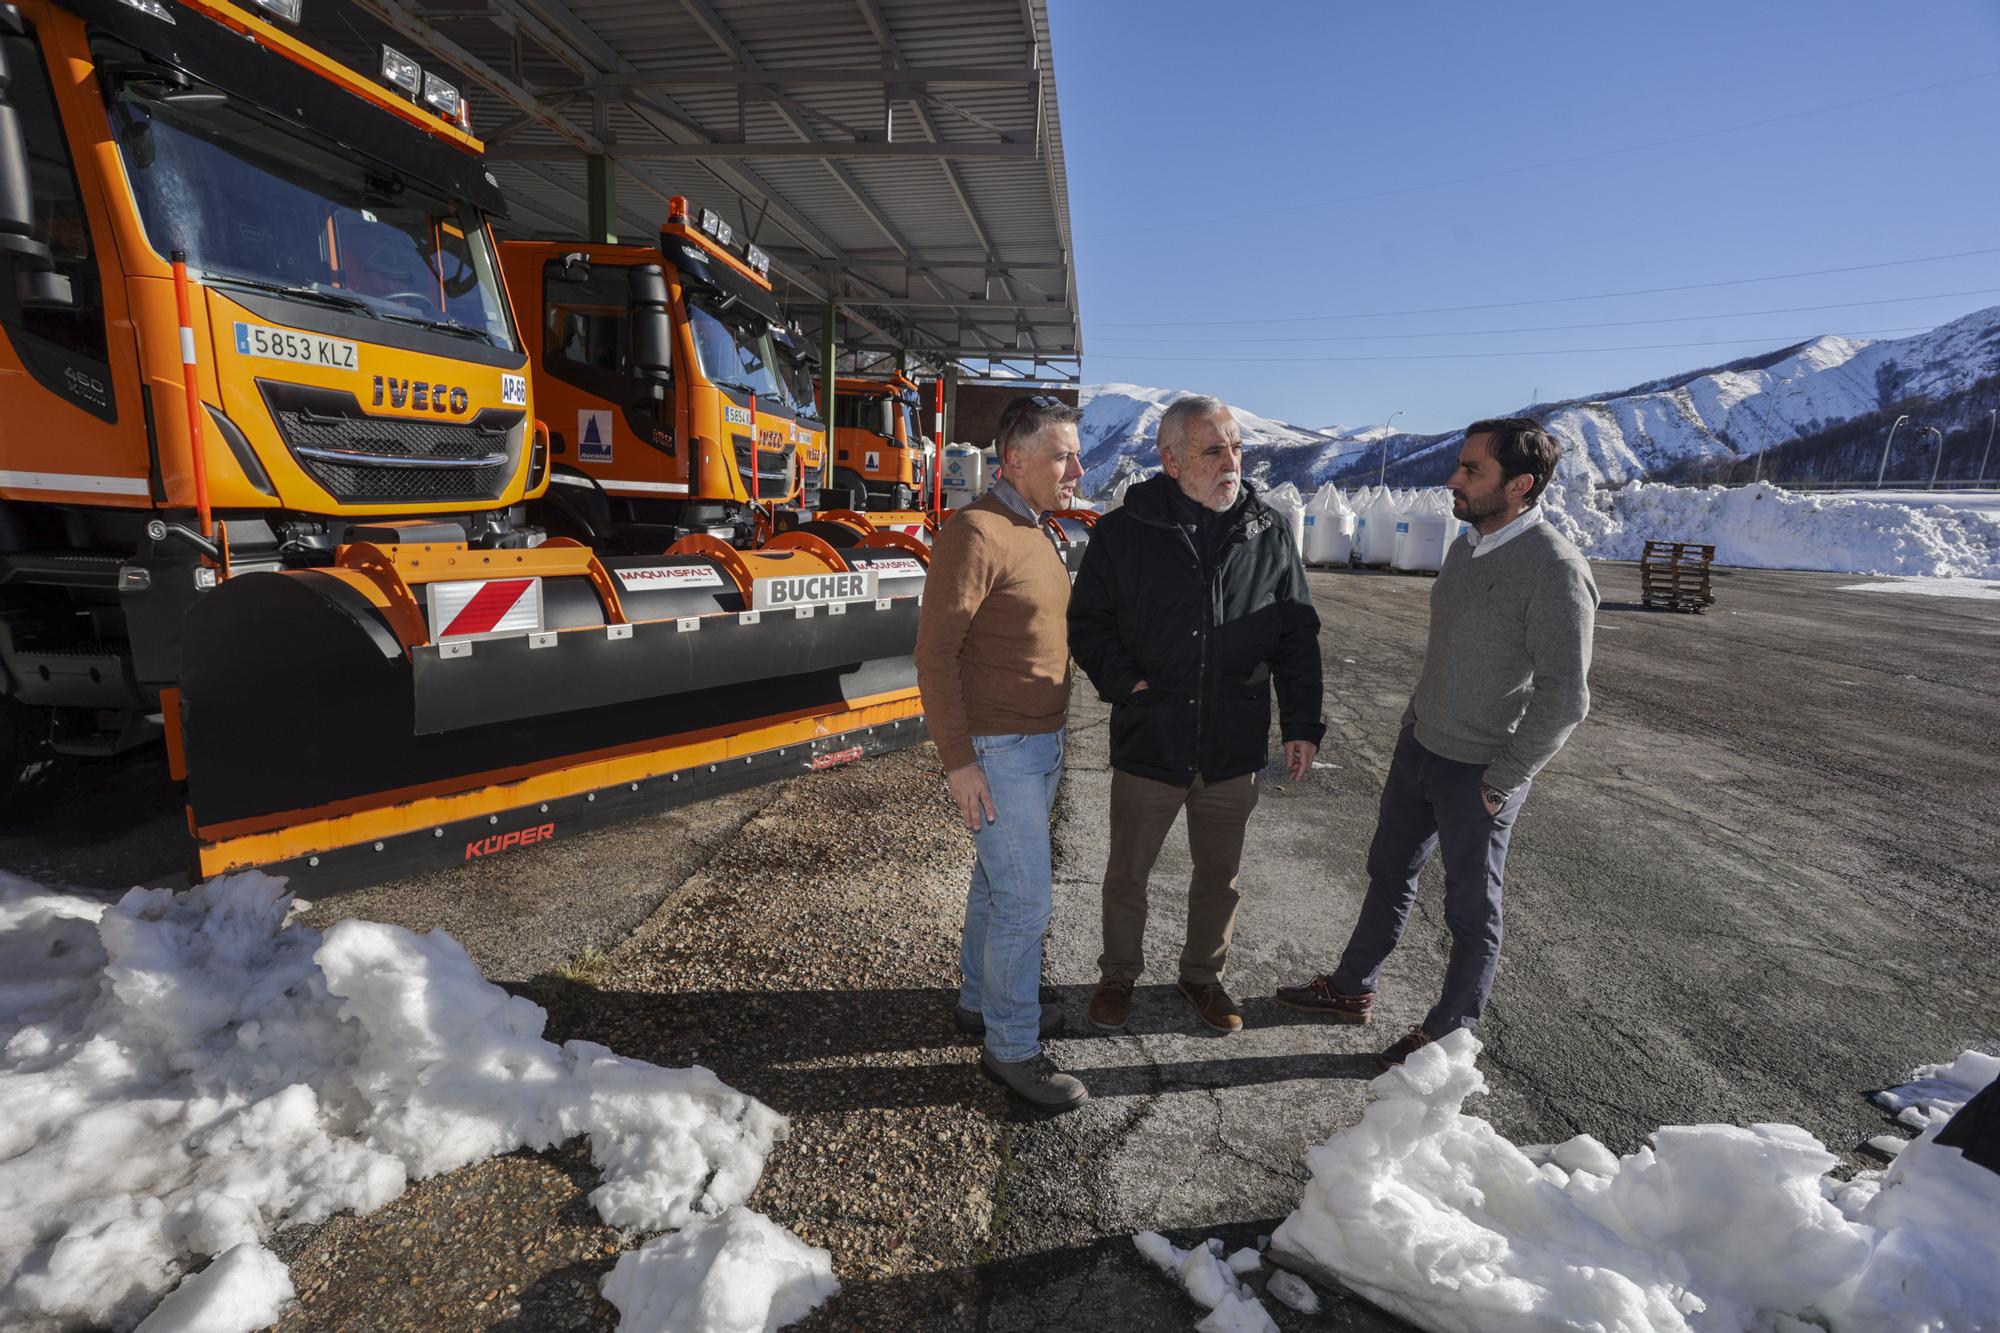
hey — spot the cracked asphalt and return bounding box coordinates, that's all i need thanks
[6,560,1995,1331]
[974,560,1998,1329]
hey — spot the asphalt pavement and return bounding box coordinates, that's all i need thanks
[3,561,1994,1331]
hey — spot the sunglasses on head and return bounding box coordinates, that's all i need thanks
[997,394,1065,432]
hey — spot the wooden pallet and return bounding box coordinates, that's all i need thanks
[1639,540,1716,612]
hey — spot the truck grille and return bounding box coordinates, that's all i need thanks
[260,381,526,505]
[732,434,794,499]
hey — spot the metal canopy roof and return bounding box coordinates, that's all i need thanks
[299,0,1081,380]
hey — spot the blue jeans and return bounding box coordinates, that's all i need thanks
[958,728,1065,1062]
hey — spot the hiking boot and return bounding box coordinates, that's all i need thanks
[1177,980,1243,1034]
[980,1049,1088,1114]
[1273,974,1374,1024]
[1088,976,1136,1032]
[954,1002,1065,1039]
[1377,1027,1434,1071]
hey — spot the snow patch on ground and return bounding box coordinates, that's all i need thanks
[0,871,827,1333]
[1871,1050,2000,1132]
[1837,576,2000,600]
[598,1207,837,1333]
[1270,1030,2000,1333]
[1132,1233,1279,1333]
[1544,477,2000,578]
[130,1244,293,1333]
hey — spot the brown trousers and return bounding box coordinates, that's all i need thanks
[1099,768,1261,986]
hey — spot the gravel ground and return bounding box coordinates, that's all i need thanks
[267,743,1016,1332]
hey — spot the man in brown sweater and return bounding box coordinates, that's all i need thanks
[916,394,1087,1114]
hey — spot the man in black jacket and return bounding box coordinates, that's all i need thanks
[1069,395,1325,1034]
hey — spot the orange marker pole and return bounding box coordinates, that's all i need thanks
[170,251,213,543]
[933,376,945,517]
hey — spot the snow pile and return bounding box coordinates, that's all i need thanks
[1132,1232,1279,1333]
[1871,1050,2000,1132]
[1839,575,2000,600]
[599,1208,836,1333]
[1544,477,2000,578]
[0,871,823,1333]
[130,1244,293,1333]
[1270,1030,2000,1333]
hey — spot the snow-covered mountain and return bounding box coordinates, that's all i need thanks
[1076,383,1382,497]
[1079,305,2000,497]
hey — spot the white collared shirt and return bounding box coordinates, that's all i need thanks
[1466,503,1543,558]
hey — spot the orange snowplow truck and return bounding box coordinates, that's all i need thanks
[0,0,929,887]
[498,198,827,550]
[829,372,932,513]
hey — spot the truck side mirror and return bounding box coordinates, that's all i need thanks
[627,263,671,387]
[555,251,591,284]
[0,9,70,309]
[877,398,897,440]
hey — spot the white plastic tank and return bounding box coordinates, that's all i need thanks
[1303,486,1355,564]
[940,443,985,508]
[1357,488,1402,565]
[1265,482,1307,559]
[1392,512,1450,571]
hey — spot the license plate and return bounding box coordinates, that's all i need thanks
[428,577,543,640]
[234,321,359,371]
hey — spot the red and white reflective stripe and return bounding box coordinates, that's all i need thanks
[431,578,541,639]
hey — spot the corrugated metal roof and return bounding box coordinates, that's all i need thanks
[296,0,1079,378]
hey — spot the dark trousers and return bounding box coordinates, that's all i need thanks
[1099,768,1260,985]
[1330,726,1527,1036]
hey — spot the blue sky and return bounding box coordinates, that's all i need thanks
[1049,1,2000,434]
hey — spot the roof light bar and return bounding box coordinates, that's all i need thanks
[381,46,421,97]
[699,208,721,237]
[252,0,302,21]
[745,244,770,276]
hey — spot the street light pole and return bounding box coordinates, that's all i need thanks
[1981,409,1996,485]
[1925,426,1947,490]
[1379,409,1404,487]
[1876,414,1909,489]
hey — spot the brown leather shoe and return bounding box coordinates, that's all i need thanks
[1178,980,1243,1033]
[1273,974,1374,1024]
[1377,1026,1434,1071]
[1088,976,1135,1032]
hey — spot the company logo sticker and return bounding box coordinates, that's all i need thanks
[578,409,613,463]
[809,745,865,771]
[614,564,727,591]
[465,821,555,859]
[864,451,881,471]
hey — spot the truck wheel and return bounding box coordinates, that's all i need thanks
[826,471,868,513]
[891,484,915,510]
[0,695,60,827]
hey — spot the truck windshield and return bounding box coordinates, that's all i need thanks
[107,87,518,350]
[685,293,786,399]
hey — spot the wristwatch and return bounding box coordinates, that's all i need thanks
[1481,784,1512,809]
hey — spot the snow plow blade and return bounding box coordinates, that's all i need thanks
[175,533,928,890]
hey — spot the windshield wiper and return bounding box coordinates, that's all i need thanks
[710,378,765,398]
[206,274,377,316]
[378,312,498,347]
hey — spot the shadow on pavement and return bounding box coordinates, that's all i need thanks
[791,1221,1419,1332]
[518,980,1381,1116]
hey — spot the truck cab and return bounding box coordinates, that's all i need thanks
[829,373,929,512]
[498,198,810,549]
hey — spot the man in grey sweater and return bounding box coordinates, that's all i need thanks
[1275,418,1599,1069]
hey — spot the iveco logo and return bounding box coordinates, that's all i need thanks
[373,375,471,414]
